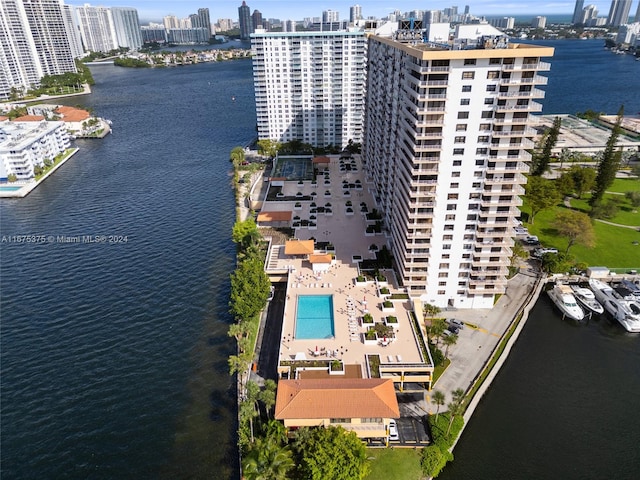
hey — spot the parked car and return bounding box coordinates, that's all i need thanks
[388,419,399,441]
[447,324,460,335]
[514,226,529,236]
[448,318,465,329]
[524,235,539,245]
[533,247,558,258]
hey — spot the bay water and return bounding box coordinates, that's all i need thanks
[1,39,638,479]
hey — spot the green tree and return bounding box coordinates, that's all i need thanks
[426,317,447,348]
[243,436,294,480]
[421,444,448,479]
[591,199,619,219]
[442,333,458,361]
[431,390,446,422]
[230,146,245,167]
[292,426,370,480]
[259,379,277,418]
[590,105,624,209]
[7,174,17,183]
[510,242,528,267]
[229,256,271,322]
[625,191,640,207]
[525,176,561,224]
[568,165,596,199]
[423,303,441,320]
[555,172,575,197]
[232,218,260,250]
[531,116,562,176]
[553,210,595,254]
[257,139,280,159]
[446,388,466,436]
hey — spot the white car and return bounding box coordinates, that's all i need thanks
[388,419,399,441]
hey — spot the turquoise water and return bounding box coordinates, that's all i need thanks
[295,295,335,339]
[0,186,23,191]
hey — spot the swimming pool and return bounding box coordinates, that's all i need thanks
[295,295,335,339]
[0,185,23,192]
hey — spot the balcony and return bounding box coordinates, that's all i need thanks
[500,75,548,85]
[497,88,545,99]
[484,173,527,185]
[494,102,543,113]
[488,151,532,161]
[489,139,535,149]
[492,127,537,137]
[501,61,551,71]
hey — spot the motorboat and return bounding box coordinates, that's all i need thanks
[570,285,604,315]
[547,284,585,322]
[589,279,640,333]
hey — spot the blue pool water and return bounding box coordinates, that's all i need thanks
[295,295,335,339]
[0,186,23,191]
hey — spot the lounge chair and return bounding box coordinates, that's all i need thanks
[396,355,403,362]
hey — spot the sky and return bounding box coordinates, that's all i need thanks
[65,1,619,23]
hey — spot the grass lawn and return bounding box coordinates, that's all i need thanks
[365,448,423,480]
[607,178,640,194]
[522,199,640,269]
[569,195,639,227]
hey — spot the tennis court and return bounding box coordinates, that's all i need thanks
[272,156,314,181]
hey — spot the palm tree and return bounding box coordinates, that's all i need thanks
[446,388,466,436]
[428,318,447,348]
[431,390,446,422]
[242,436,294,480]
[442,333,458,361]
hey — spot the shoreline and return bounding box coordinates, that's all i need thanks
[0,148,80,198]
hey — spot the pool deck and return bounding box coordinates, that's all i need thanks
[264,154,428,379]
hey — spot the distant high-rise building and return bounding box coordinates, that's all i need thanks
[464,5,470,15]
[322,10,339,23]
[424,10,443,24]
[282,20,296,32]
[75,4,118,52]
[251,30,367,148]
[572,0,585,23]
[217,18,234,32]
[580,5,599,24]
[238,1,252,40]
[350,5,362,24]
[163,15,179,30]
[62,4,84,59]
[364,33,553,308]
[532,16,547,29]
[198,8,211,38]
[252,10,263,31]
[110,7,142,50]
[488,17,515,29]
[607,0,632,26]
[0,0,77,100]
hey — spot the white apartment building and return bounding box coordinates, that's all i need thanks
[251,29,367,149]
[75,4,118,53]
[110,7,142,50]
[62,4,84,59]
[363,34,553,308]
[0,0,77,100]
[0,120,70,181]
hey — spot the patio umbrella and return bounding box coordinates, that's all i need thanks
[363,296,367,305]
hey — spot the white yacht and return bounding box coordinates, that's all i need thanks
[570,285,605,315]
[547,284,585,322]
[589,279,640,333]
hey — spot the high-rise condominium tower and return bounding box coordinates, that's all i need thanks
[110,7,142,50]
[363,34,553,308]
[350,5,362,24]
[238,1,252,40]
[198,8,211,38]
[607,0,632,26]
[0,0,77,100]
[572,0,585,23]
[251,30,367,148]
[75,4,118,52]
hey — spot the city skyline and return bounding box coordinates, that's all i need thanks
[63,1,625,23]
